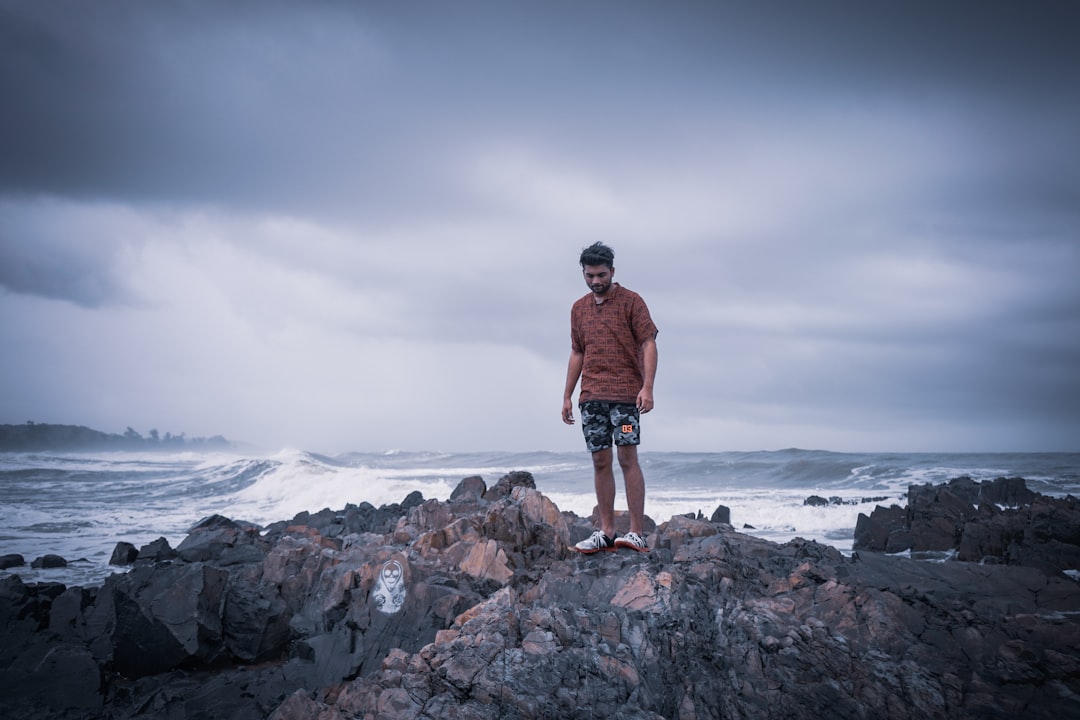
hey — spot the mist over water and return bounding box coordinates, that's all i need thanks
[2,448,1078,588]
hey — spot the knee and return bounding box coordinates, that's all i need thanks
[616,446,640,471]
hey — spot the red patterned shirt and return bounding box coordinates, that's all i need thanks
[570,283,658,404]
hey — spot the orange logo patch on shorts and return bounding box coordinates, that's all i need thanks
[621,424,634,433]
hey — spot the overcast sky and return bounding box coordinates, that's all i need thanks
[1,1,1078,454]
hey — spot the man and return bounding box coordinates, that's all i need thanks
[562,242,658,553]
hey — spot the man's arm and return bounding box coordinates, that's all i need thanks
[637,337,657,413]
[562,349,584,425]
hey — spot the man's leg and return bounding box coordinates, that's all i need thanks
[617,444,645,535]
[591,446,616,538]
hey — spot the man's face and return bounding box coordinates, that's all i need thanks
[582,264,614,296]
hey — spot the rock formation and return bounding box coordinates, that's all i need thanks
[1,473,1078,719]
[854,475,1080,571]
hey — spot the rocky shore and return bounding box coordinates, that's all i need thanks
[1,471,1078,719]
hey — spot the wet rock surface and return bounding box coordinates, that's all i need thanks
[1,474,1078,719]
[855,476,1080,571]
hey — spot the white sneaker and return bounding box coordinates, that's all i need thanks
[614,531,648,552]
[574,530,615,554]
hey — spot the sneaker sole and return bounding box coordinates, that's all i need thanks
[573,545,617,554]
[614,541,648,552]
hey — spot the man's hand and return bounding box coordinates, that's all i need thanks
[636,388,654,414]
[562,398,576,425]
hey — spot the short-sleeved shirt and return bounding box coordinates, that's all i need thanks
[570,283,658,405]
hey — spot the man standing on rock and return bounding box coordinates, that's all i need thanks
[562,242,658,553]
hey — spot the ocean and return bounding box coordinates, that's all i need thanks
[2,448,1078,588]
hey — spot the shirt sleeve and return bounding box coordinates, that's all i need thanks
[630,296,658,345]
[570,304,585,353]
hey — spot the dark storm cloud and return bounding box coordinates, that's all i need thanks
[1,0,1078,451]
[0,2,394,209]
[4,1,1078,215]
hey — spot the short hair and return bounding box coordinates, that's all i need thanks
[579,242,615,269]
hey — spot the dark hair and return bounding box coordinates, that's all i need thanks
[579,242,615,269]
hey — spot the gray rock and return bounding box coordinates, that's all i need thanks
[710,503,731,525]
[1,475,1078,720]
[856,476,1080,575]
[483,470,535,501]
[450,475,487,502]
[31,554,67,569]
[135,536,177,563]
[109,542,138,566]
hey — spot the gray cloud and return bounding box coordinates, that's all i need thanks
[0,199,138,306]
[1,0,1077,452]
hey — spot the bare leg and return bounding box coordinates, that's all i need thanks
[617,444,645,535]
[591,447,616,537]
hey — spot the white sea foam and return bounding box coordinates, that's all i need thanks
[229,454,457,526]
[541,485,904,554]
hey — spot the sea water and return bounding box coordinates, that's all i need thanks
[2,448,1078,588]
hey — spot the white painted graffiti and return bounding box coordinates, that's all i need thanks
[373,559,406,615]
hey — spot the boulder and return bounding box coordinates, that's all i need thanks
[854,502,907,552]
[450,475,487,502]
[176,514,268,565]
[31,554,67,569]
[106,562,231,677]
[710,503,731,525]
[109,542,138,566]
[135,536,177,563]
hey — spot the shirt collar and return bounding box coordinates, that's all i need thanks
[594,282,620,304]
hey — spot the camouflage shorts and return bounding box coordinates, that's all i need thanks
[580,401,640,453]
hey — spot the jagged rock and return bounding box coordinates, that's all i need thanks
[309,531,1080,720]
[177,514,268,564]
[483,470,535,501]
[1,472,1078,720]
[109,542,138,566]
[135,536,177,563]
[105,562,232,677]
[450,475,487,502]
[982,476,1038,506]
[854,503,907,552]
[222,574,291,663]
[933,475,1037,507]
[855,477,1080,574]
[710,504,731,525]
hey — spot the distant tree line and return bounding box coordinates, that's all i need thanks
[0,422,231,452]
